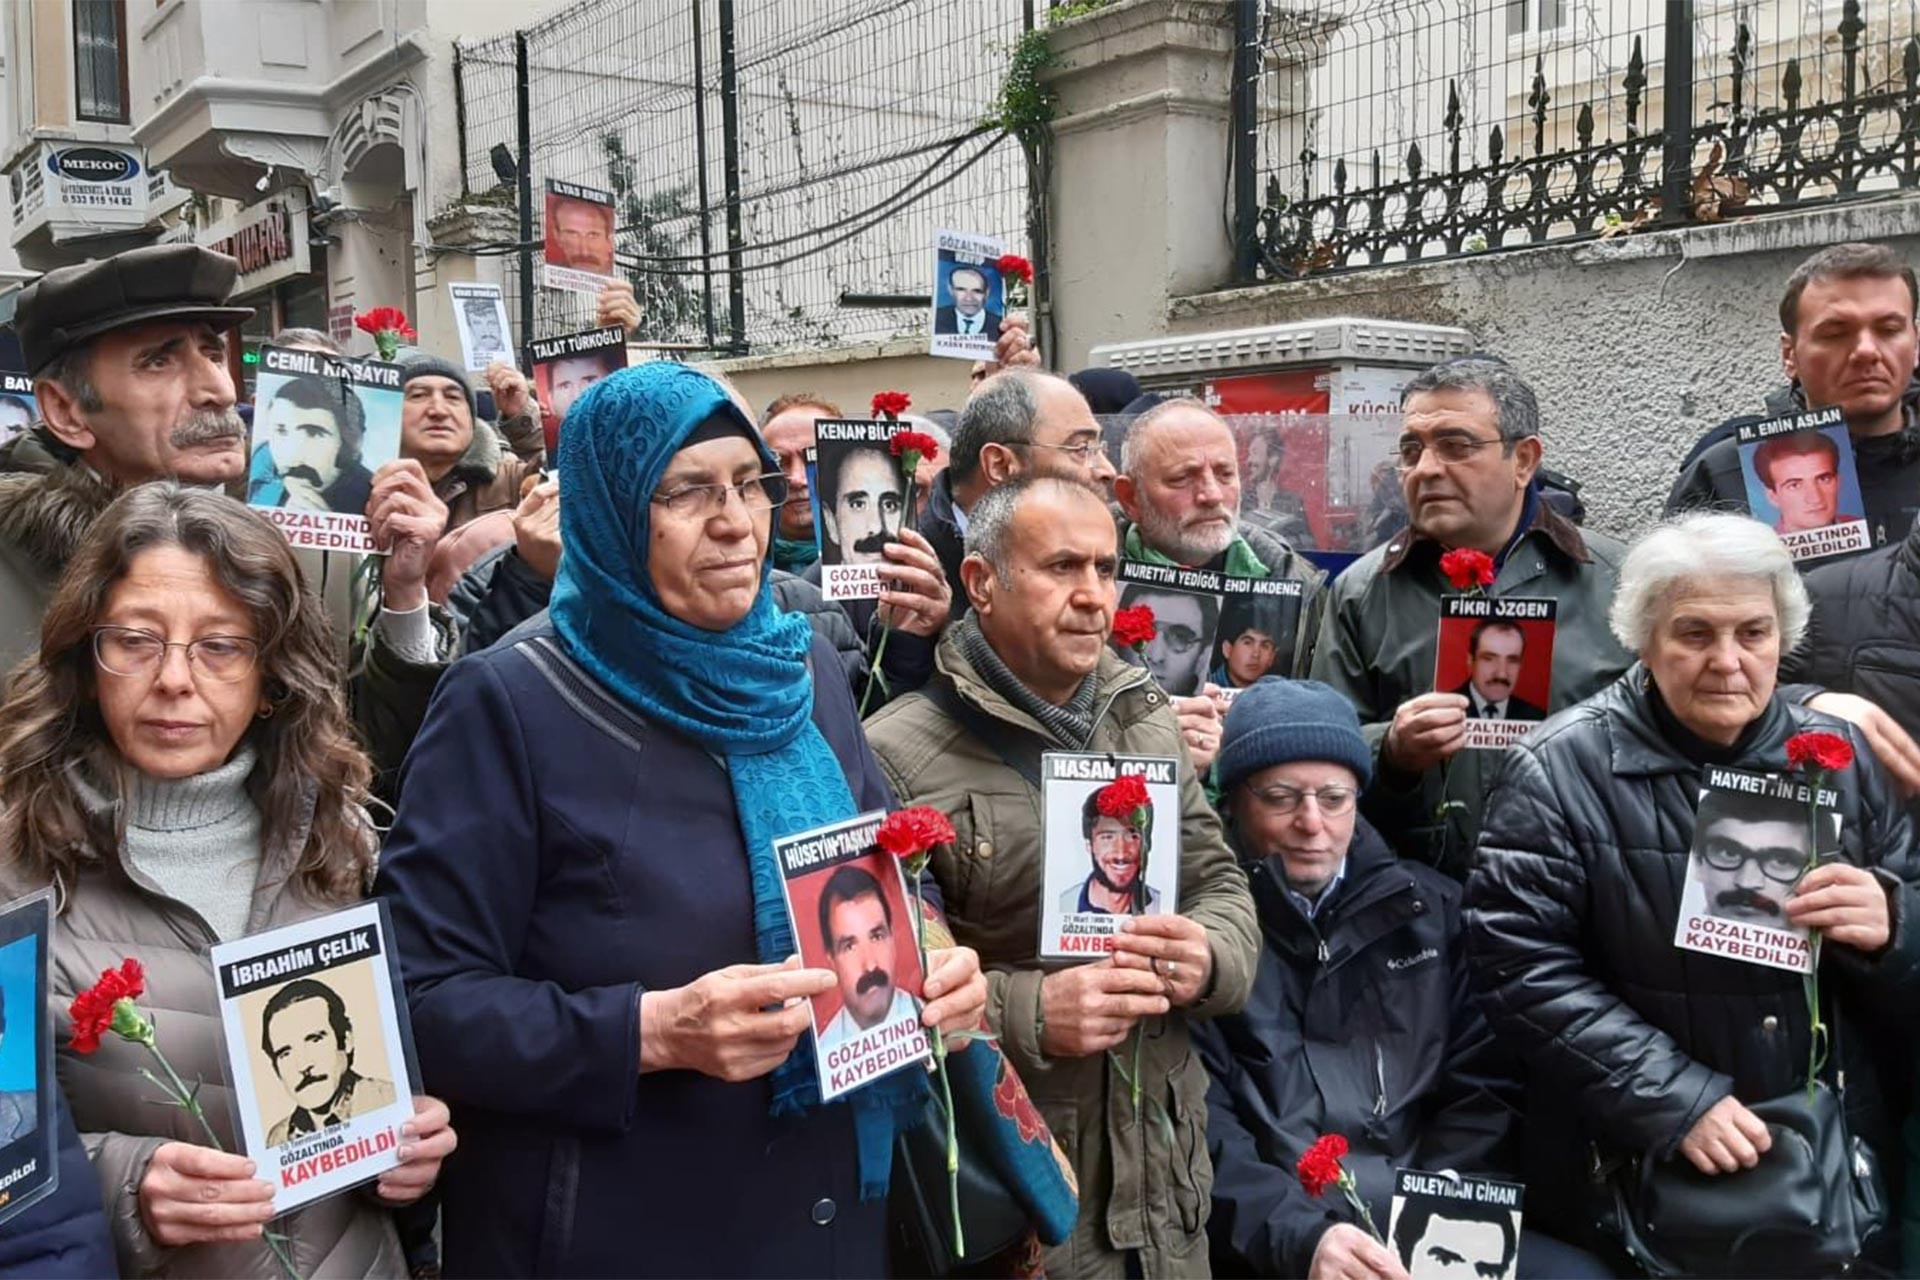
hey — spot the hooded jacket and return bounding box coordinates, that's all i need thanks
[1466,669,1920,1240]
[864,633,1259,1278]
[1665,378,1920,551]
[1308,499,1633,877]
[1197,819,1516,1277]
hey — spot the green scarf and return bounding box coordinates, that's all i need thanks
[1123,522,1270,578]
[772,535,820,572]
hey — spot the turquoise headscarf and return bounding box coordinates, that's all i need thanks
[549,361,919,1197]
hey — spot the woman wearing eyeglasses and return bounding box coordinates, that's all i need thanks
[1467,513,1920,1275]
[372,362,988,1278]
[0,484,455,1279]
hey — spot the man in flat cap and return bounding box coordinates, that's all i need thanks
[0,245,256,664]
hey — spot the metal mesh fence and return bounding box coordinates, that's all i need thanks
[455,0,1030,356]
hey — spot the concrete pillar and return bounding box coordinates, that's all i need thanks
[1042,0,1237,371]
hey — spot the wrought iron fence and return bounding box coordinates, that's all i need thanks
[454,0,1031,357]
[1243,0,1920,280]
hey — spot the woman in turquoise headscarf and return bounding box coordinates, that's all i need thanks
[374,362,989,1277]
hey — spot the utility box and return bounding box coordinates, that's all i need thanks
[1089,318,1475,568]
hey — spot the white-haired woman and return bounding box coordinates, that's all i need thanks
[1465,513,1919,1274]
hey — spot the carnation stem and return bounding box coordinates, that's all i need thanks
[1341,1173,1385,1245]
[142,1041,302,1280]
[859,624,893,719]
[1802,768,1830,1102]
[909,874,964,1258]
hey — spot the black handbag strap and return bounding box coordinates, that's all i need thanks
[918,680,1046,791]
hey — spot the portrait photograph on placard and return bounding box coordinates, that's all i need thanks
[773,812,930,1102]
[1211,576,1305,689]
[0,370,33,449]
[448,281,513,373]
[1388,1169,1525,1280]
[1433,597,1558,750]
[528,325,629,453]
[928,229,1005,361]
[246,346,405,553]
[212,901,416,1214]
[0,891,55,1229]
[1672,767,1837,974]
[1735,406,1871,561]
[1038,754,1181,959]
[1115,562,1222,699]
[541,179,618,295]
[812,418,906,602]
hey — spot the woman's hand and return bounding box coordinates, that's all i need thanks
[1679,1095,1772,1174]
[1786,862,1892,953]
[374,1095,458,1205]
[138,1142,276,1247]
[920,946,987,1044]
[640,956,833,1082]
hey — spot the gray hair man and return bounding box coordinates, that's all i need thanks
[920,369,1117,618]
[1114,397,1329,769]
[1307,356,1634,878]
[866,474,1257,1278]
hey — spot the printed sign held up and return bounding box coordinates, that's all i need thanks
[1433,596,1558,750]
[542,180,618,296]
[246,346,405,553]
[1388,1168,1525,1280]
[1038,753,1181,959]
[448,282,513,373]
[1734,407,1872,562]
[0,891,56,1229]
[812,419,906,602]
[528,326,628,454]
[928,229,1006,362]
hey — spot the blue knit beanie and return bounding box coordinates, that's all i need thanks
[1216,677,1374,796]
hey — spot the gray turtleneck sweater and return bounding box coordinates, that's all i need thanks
[125,744,263,942]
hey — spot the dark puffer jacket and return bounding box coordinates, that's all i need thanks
[1197,820,1516,1277]
[1467,667,1920,1237]
[1781,516,1920,739]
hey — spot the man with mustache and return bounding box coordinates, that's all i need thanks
[1453,619,1546,721]
[1669,242,1920,550]
[1114,398,1325,769]
[0,245,254,667]
[1060,789,1161,916]
[247,374,374,515]
[815,867,917,1055]
[1309,357,1634,878]
[1693,804,1807,926]
[260,980,397,1146]
[820,444,905,567]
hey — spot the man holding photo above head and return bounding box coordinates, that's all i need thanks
[1060,788,1162,917]
[866,473,1256,1277]
[814,866,917,1057]
[933,265,1002,340]
[1669,242,1920,548]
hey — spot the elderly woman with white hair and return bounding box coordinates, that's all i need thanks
[1465,513,1920,1276]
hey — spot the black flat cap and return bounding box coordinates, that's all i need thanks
[15,244,254,375]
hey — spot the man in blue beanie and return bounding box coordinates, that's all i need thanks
[1194,677,1600,1280]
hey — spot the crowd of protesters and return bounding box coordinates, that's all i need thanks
[0,233,1918,1280]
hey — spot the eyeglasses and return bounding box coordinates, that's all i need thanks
[1154,623,1204,655]
[1699,838,1805,884]
[1394,435,1506,471]
[650,472,790,518]
[92,626,261,682]
[1248,784,1358,816]
[1017,439,1108,466]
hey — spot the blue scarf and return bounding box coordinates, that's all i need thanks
[548,362,919,1198]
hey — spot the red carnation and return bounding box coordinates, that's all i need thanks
[1296,1133,1349,1198]
[1111,605,1157,651]
[889,430,941,464]
[1439,547,1495,591]
[871,390,912,419]
[1786,731,1854,774]
[68,958,145,1055]
[353,306,417,360]
[995,254,1034,285]
[876,806,956,863]
[1096,774,1151,822]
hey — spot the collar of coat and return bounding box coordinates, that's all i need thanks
[0,457,117,580]
[1119,518,1271,579]
[1231,814,1407,940]
[1377,490,1591,577]
[1765,376,1920,459]
[431,417,506,499]
[932,623,1152,747]
[1606,664,1800,777]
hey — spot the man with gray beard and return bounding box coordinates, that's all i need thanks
[0,246,255,664]
[1113,398,1326,769]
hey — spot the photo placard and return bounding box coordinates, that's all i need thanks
[1433,597,1558,750]
[246,346,404,552]
[0,891,56,1229]
[0,368,33,449]
[1039,754,1181,959]
[448,282,513,373]
[542,179,618,296]
[528,325,628,453]
[773,811,931,1101]
[813,419,906,602]
[929,229,1006,362]
[1114,561,1223,699]
[1673,766,1836,974]
[1213,575,1306,688]
[212,902,418,1213]
[1734,407,1871,562]
[1388,1168,1525,1280]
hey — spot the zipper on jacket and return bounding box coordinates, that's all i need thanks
[1372,1044,1388,1118]
[1316,937,1330,963]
